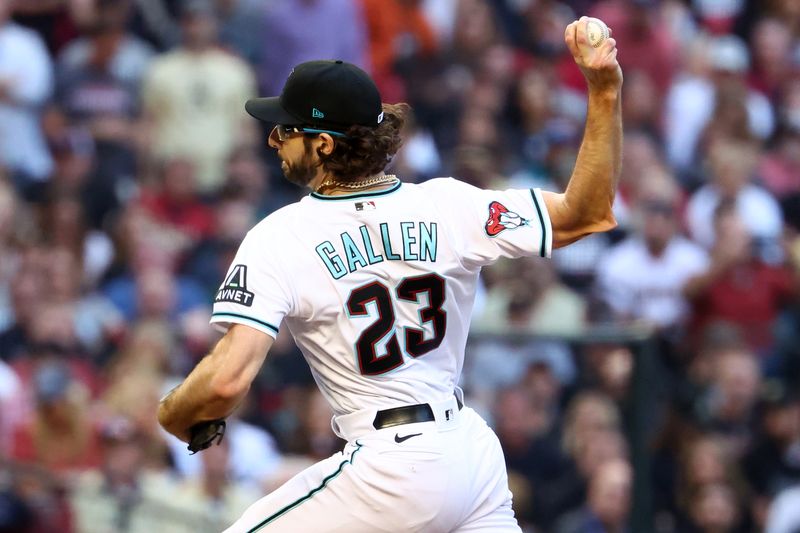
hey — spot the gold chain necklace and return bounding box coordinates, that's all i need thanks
[315,174,398,194]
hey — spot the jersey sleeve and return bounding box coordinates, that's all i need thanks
[434,178,553,267]
[209,229,293,338]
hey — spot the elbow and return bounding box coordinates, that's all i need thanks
[582,211,618,235]
[597,213,618,233]
[156,401,169,428]
[209,373,249,402]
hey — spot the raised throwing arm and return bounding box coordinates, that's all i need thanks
[542,17,623,248]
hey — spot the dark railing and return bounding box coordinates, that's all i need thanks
[467,324,658,532]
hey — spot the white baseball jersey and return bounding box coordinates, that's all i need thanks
[210,178,552,416]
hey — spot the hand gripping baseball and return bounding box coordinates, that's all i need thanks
[187,419,227,454]
[565,16,623,94]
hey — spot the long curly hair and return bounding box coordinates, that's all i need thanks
[314,103,410,181]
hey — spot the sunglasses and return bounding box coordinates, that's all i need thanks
[272,124,348,142]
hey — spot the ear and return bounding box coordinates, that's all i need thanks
[316,133,337,156]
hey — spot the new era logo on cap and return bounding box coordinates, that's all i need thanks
[312,108,325,119]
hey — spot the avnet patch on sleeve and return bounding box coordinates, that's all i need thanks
[214,264,255,306]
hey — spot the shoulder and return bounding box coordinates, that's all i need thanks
[742,184,780,205]
[2,23,44,45]
[245,202,304,242]
[417,177,472,192]
[687,185,717,210]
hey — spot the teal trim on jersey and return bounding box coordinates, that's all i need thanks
[247,442,364,532]
[309,180,402,201]
[530,189,548,257]
[211,312,279,335]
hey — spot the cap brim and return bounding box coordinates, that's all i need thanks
[245,97,301,125]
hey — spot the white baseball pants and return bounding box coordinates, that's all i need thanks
[223,395,521,532]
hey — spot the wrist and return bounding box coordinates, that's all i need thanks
[587,85,622,102]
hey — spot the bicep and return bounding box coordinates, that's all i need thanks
[542,190,615,249]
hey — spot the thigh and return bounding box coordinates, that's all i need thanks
[451,499,522,533]
[448,409,523,533]
[224,442,374,533]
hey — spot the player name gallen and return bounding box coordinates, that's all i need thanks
[315,222,438,279]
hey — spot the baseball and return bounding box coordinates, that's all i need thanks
[585,17,609,48]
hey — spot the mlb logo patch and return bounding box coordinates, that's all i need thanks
[355,201,376,211]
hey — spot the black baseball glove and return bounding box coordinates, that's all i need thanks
[187,419,227,454]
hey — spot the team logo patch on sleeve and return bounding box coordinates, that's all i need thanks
[485,201,530,236]
[215,265,254,306]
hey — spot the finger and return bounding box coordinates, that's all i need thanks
[564,22,581,58]
[596,37,617,57]
[575,17,589,48]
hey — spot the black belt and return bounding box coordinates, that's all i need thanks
[372,395,463,430]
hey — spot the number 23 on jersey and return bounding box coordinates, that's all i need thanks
[346,273,447,376]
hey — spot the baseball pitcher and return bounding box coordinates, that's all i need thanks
[158,16,623,532]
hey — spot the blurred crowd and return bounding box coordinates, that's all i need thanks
[0,0,799,532]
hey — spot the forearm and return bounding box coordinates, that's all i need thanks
[157,338,248,441]
[563,90,622,229]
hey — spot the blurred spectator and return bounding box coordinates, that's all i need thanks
[492,386,567,525]
[554,458,633,533]
[743,380,800,516]
[665,34,774,175]
[766,485,800,533]
[138,157,215,245]
[141,0,256,192]
[167,413,281,490]
[686,136,783,251]
[0,358,22,455]
[40,192,115,286]
[761,75,800,204]
[449,0,502,71]
[360,0,437,101]
[596,169,707,331]
[0,179,29,331]
[171,434,262,532]
[215,0,264,66]
[590,0,678,95]
[749,17,794,101]
[53,0,155,204]
[103,263,208,326]
[0,0,54,196]
[684,201,798,355]
[0,248,51,362]
[258,0,367,97]
[183,195,257,297]
[538,391,628,529]
[11,360,100,472]
[622,70,661,137]
[69,416,186,533]
[477,257,586,335]
[421,0,458,45]
[687,481,744,533]
[465,338,575,423]
[40,245,122,356]
[580,343,635,403]
[700,348,761,454]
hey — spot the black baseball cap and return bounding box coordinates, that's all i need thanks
[245,60,384,132]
